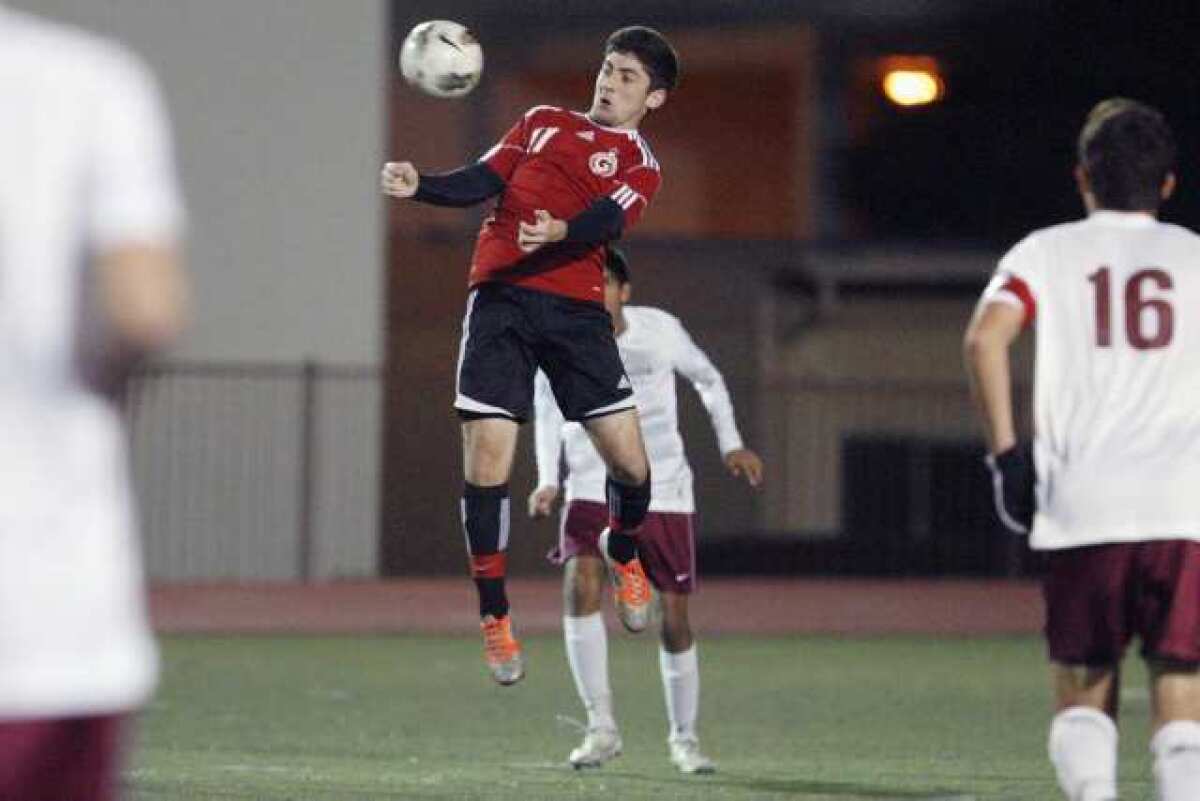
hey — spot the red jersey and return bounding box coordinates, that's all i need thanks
[470,105,662,304]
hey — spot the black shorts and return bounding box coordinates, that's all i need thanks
[454,282,634,423]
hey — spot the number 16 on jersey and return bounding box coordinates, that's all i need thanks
[1087,267,1174,350]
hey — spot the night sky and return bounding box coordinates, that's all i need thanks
[843,2,1200,246]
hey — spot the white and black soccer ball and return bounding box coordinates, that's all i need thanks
[399,20,483,99]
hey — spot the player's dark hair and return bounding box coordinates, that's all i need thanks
[605,247,631,285]
[605,26,679,91]
[1077,98,1176,211]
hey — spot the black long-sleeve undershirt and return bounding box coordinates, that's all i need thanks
[564,197,624,243]
[413,164,625,244]
[412,162,505,207]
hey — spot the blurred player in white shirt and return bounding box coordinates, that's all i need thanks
[529,247,762,774]
[0,6,186,800]
[965,98,1200,801]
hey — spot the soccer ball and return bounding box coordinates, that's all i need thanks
[399,20,483,99]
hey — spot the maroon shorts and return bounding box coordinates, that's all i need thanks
[0,714,125,801]
[552,500,697,594]
[1043,539,1200,666]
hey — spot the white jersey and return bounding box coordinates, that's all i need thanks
[0,8,183,717]
[985,210,1200,550]
[535,305,744,514]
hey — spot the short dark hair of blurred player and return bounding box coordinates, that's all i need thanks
[381,27,679,687]
[529,248,762,773]
[965,98,1200,801]
[0,7,187,801]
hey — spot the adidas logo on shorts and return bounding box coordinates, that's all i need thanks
[617,375,631,390]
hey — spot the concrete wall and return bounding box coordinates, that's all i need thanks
[12,0,388,579]
[12,0,387,364]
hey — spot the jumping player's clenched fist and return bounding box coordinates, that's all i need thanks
[517,209,567,253]
[380,161,419,198]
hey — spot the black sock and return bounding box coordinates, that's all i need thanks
[605,530,638,564]
[605,473,651,564]
[462,482,510,618]
[606,473,651,531]
[474,577,508,619]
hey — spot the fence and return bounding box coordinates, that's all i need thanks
[127,362,1029,581]
[128,361,380,582]
[724,375,1036,577]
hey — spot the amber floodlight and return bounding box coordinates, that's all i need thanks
[879,56,945,107]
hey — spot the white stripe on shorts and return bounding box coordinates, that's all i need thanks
[580,397,636,419]
[454,288,518,418]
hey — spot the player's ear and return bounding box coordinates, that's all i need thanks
[620,283,632,303]
[1162,171,1177,202]
[1073,164,1093,206]
[645,88,666,111]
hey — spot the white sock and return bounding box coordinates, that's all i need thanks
[1048,707,1118,801]
[1152,720,1200,801]
[659,644,700,743]
[563,613,614,731]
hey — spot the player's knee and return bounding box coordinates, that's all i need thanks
[463,446,512,485]
[462,421,518,484]
[563,559,605,615]
[565,587,602,616]
[1054,663,1118,712]
[659,609,693,652]
[608,460,648,486]
[660,626,693,653]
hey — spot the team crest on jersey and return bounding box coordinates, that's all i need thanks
[589,150,619,178]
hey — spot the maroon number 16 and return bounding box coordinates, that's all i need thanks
[1087,267,1174,350]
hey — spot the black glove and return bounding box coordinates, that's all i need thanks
[984,443,1035,535]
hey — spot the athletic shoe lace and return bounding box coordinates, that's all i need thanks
[616,559,651,606]
[482,617,518,663]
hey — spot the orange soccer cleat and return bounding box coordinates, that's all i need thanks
[480,614,525,686]
[597,528,655,633]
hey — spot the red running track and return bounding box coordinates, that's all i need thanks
[149,578,1043,636]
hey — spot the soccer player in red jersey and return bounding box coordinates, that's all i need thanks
[966,99,1200,801]
[382,27,679,686]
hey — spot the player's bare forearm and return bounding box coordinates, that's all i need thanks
[81,242,187,401]
[964,302,1024,454]
[99,243,188,352]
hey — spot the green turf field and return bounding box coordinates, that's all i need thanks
[126,634,1154,800]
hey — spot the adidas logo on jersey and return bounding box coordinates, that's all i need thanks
[576,130,595,142]
[617,375,631,390]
